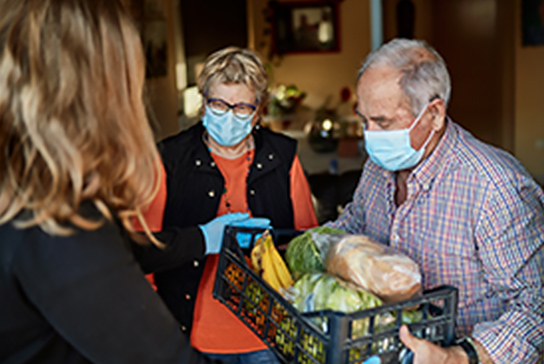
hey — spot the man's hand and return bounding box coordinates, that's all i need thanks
[399,325,469,364]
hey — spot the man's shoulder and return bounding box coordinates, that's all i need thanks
[358,159,389,188]
[449,123,532,187]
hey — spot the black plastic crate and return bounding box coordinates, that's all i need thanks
[213,226,458,364]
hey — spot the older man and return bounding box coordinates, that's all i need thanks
[328,39,543,364]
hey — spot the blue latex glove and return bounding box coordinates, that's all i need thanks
[229,217,272,248]
[199,213,250,254]
[361,356,381,364]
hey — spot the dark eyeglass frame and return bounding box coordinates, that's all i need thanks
[206,97,258,119]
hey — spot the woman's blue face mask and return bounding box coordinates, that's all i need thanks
[363,103,434,171]
[203,105,255,147]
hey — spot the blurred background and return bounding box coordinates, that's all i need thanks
[125,0,544,221]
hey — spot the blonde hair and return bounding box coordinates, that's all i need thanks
[0,0,161,245]
[197,47,268,105]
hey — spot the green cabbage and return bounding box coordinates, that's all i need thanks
[285,226,344,279]
[291,272,384,337]
[290,273,423,337]
[292,273,383,314]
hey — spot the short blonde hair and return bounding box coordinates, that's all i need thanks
[0,0,160,244]
[197,47,268,105]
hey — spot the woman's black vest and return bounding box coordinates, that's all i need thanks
[154,122,297,332]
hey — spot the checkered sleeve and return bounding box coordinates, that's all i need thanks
[325,170,367,234]
[472,178,544,364]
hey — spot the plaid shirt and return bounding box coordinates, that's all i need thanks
[328,120,544,364]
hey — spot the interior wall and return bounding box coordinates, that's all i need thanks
[121,0,178,140]
[515,0,544,183]
[137,0,544,182]
[384,0,543,182]
[143,0,179,141]
[181,0,247,86]
[250,0,371,114]
[431,0,505,148]
[383,0,432,41]
[497,0,516,153]
[383,1,512,149]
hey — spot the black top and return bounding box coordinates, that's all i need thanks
[154,122,298,333]
[0,204,221,364]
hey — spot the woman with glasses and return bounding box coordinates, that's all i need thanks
[154,47,318,363]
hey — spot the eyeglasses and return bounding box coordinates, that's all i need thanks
[207,98,257,119]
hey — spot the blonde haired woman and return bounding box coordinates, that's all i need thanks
[155,47,317,363]
[0,1,256,363]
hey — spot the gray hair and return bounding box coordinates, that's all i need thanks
[357,39,451,116]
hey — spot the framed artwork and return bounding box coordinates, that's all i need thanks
[271,1,340,55]
[522,0,544,46]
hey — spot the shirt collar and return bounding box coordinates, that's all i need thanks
[409,118,458,190]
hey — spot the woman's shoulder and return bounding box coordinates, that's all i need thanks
[158,123,204,152]
[255,125,297,150]
[254,126,298,167]
[3,204,127,266]
[6,219,132,288]
[157,123,206,165]
[257,125,295,142]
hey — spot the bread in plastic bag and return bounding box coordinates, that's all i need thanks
[312,232,421,303]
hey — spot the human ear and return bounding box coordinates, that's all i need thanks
[251,102,262,127]
[429,98,446,131]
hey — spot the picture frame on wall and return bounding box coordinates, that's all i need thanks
[522,0,544,46]
[272,1,340,55]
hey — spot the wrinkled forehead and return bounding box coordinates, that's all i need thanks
[356,66,408,112]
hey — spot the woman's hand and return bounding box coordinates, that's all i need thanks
[399,325,469,364]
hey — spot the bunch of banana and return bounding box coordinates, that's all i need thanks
[250,231,294,292]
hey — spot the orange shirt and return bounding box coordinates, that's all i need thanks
[131,161,167,290]
[132,161,167,232]
[191,151,317,353]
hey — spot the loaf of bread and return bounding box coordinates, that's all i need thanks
[325,235,421,303]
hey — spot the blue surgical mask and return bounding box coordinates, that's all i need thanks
[203,105,254,147]
[363,103,434,171]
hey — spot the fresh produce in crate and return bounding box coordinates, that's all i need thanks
[291,272,382,313]
[213,227,458,364]
[284,226,345,279]
[283,230,424,344]
[289,272,423,340]
[290,272,385,336]
[250,230,293,292]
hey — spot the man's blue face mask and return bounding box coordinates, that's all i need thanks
[363,102,434,171]
[203,105,254,147]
